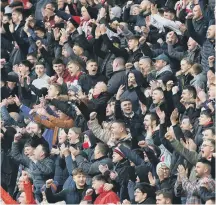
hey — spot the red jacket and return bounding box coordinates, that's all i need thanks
[84,186,120,205]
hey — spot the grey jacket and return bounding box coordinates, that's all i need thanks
[11,142,54,193]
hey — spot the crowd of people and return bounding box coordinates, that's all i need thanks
[0,0,215,204]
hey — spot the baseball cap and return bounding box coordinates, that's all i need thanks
[153,53,170,63]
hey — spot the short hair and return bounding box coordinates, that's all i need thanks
[27,53,37,58]
[86,59,97,65]
[120,98,132,104]
[92,174,107,183]
[139,56,152,64]
[197,158,212,171]
[156,189,173,201]
[183,85,197,99]
[112,119,126,129]
[200,110,212,119]
[153,87,164,94]
[204,138,215,149]
[192,63,203,75]
[146,112,160,125]
[52,58,64,65]
[20,60,32,68]
[67,60,81,69]
[35,62,45,67]
[40,143,50,158]
[107,96,116,104]
[181,58,193,66]
[72,168,86,176]
[12,8,23,15]
[114,57,125,65]
[96,142,109,156]
[203,127,215,135]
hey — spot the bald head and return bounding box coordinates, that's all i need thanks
[113,57,125,72]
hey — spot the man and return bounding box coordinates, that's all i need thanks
[45,168,89,204]
[115,86,145,148]
[79,60,106,94]
[107,57,127,95]
[156,190,173,205]
[177,159,215,205]
[19,60,32,77]
[84,175,120,204]
[153,54,174,84]
[168,37,201,63]
[11,136,54,202]
[69,142,113,177]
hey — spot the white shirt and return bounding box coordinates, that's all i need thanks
[31,74,50,95]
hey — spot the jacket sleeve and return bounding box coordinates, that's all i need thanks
[11,142,30,167]
[24,181,36,204]
[45,187,66,203]
[119,144,143,166]
[30,158,54,175]
[172,124,185,141]
[0,186,18,204]
[20,104,34,121]
[114,100,124,120]
[159,123,174,153]
[170,138,199,165]
[87,118,110,143]
[65,155,77,175]
[172,93,186,114]
[187,19,204,46]
[167,44,185,60]
[199,187,215,202]
[48,116,74,128]
[33,115,55,129]
[93,37,107,59]
[1,106,16,126]
[144,146,160,167]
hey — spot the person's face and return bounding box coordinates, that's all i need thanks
[18,192,26,204]
[48,85,59,98]
[128,73,135,84]
[139,59,151,76]
[111,123,122,136]
[35,29,45,38]
[73,174,86,188]
[81,7,90,20]
[202,129,214,140]
[58,0,65,9]
[73,45,83,56]
[67,21,75,32]
[187,37,197,51]
[195,162,206,178]
[2,15,9,24]
[128,39,138,50]
[180,60,191,73]
[53,64,65,76]
[45,4,54,15]
[33,145,43,160]
[19,64,29,76]
[156,194,167,205]
[112,152,123,163]
[30,123,41,135]
[154,60,166,71]
[134,188,146,203]
[58,129,67,144]
[94,144,100,158]
[68,63,80,77]
[208,85,216,99]
[7,81,16,89]
[106,103,113,116]
[12,11,21,23]
[86,62,98,76]
[205,199,215,205]
[24,146,34,157]
[161,165,170,178]
[132,6,140,15]
[92,179,104,193]
[201,141,214,158]
[206,25,215,39]
[199,114,211,126]
[54,15,62,24]
[152,90,163,104]
[17,177,24,191]
[193,5,202,20]
[35,65,45,77]
[164,11,174,20]
[27,56,36,65]
[181,89,191,102]
[121,101,132,114]
[68,129,79,144]
[93,82,105,96]
[143,114,152,129]
[180,118,192,131]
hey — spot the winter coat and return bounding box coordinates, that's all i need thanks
[11,142,54,195]
[107,70,127,95]
[190,72,207,90]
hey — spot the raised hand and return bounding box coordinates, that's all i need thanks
[9,20,14,33]
[170,108,179,124]
[46,179,54,188]
[156,107,165,123]
[116,85,125,100]
[99,164,109,175]
[148,172,156,186]
[138,140,148,148]
[13,95,21,106]
[90,112,97,120]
